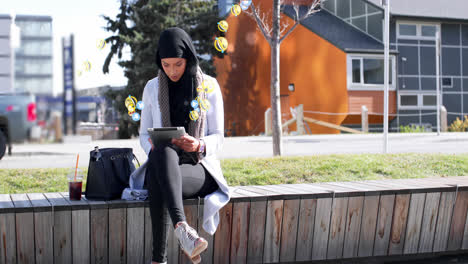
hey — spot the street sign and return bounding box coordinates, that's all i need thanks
[62,35,76,134]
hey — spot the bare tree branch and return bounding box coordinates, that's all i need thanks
[244,2,273,45]
[279,0,322,43]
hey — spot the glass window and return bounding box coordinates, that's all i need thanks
[423,95,437,106]
[401,95,418,106]
[442,77,452,87]
[421,25,436,37]
[352,17,366,32]
[15,77,52,94]
[15,58,52,75]
[363,59,384,84]
[367,3,380,14]
[16,40,52,56]
[367,13,383,41]
[351,0,365,17]
[399,24,417,36]
[352,59,360,83]
[16,21,52,37]
[322,0,335,14]
[336,0,350,20]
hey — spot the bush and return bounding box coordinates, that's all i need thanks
[449,115,468,132]
[399,124,427,133]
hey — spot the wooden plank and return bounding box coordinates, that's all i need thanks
[27,193,53,264]
[342,196,364,258]
[463,208,468,250]
[72,209,90,264]
[60,192,90,264]
[295,199,317,262]
[0,194,15,213]
[44,192,73,264]
[304,116,363,134]
[144,207,153,264]
[180,204,198,264]
[358,195,379,257]
[448,191,468,251]
[90,209,109,264]
[127,207,145,264]
[311,198,332,260]
[108,208,126,264]
[283,184,331,194]
[263,199,284,263]
[373,194,395,256]
[388,194,410,255]
[403,193,426,254]
[433,191,456,252]
[247,201,267,264]
[0,194,16,264]
[230,202,250,264]
[11,194,35,264]
[279,199,300,262]
[198,205,213,264]
[327,197,348,259]
[213,203,233,264]
[418,192,441,253]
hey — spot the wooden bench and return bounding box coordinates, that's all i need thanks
[1,176,468,264]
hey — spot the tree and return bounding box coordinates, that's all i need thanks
[245,0,321,156]
[102,0,220,138]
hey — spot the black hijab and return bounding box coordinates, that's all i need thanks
[155,27,199,132]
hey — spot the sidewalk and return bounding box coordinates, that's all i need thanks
[1,133,468,169]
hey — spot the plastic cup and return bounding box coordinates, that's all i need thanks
[67,168,83,200]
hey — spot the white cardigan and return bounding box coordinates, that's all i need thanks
[128,75,231,235]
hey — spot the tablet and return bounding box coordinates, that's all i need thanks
[147,127,186,144]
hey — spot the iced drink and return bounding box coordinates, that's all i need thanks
[67,168,83,201]
[69,181,82,200]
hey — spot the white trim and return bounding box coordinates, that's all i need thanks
[347,54,396,91]
[398,91,438,110]
[396,21,440,40]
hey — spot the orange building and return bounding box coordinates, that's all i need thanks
[215,0,397,136]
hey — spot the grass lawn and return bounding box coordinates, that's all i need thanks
[1,153,468,194]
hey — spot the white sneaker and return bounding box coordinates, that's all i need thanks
[174,222,208,259]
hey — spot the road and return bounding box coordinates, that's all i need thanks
[1,132,468,169]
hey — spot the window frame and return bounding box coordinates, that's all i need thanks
[396,21,440,40]
[347,54,396,91]
[398,91,438,110]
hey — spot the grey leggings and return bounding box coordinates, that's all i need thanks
[145,143,218,263]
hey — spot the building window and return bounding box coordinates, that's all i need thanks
[347,54,395,90]
[399,24,417,36]
[422,95,437,106]
[399,92,438,109]
[397,22,439,39]
[352,59,361,83]
[400,95,418,106]
[421,25,437,37]
[442,77,452,87]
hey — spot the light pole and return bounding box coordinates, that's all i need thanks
[382,0,390,153]
[9,12,21,94]
[436,29,441,135]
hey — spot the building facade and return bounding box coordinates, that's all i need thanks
[216,0,468,135]
[0,14,53,95]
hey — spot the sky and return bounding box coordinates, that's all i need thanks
[0,0,130,96]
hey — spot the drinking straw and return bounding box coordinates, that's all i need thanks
[74,154,79,182]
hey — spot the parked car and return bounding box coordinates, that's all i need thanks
[0,94,37,160]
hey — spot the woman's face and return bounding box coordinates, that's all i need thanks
[161,58,187,82]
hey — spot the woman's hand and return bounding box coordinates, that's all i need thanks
[172,135,200,152]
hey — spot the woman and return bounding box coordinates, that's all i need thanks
[138,27,230,264]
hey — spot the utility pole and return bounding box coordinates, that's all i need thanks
[382,0,390,153]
